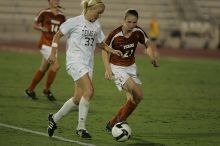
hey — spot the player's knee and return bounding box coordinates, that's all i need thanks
[50,60,60,70]
[51,64,60,71]
[39,67,48,73]
[55,65,60,71]
[72,96,80,105]
[132,90,143,104]
[134,95,143,104]
[84,87,94,99]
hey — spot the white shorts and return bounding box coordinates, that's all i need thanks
[40,45,57,60]
[67,63,93,81]
[111,63,142,91]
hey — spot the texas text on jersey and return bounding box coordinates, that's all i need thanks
[105,26,149,66]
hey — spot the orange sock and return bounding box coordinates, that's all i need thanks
[109,99,137,127]
[109,107,123,127]
[28,70,44,92]
[44,70,57,91]
[119,99,137,121]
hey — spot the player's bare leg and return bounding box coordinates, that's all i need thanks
[107,78,143,131]
[47,83,82,137]
[75,73,93,139]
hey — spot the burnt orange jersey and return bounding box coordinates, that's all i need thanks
[35,8,66,48]
[105,26,149,66]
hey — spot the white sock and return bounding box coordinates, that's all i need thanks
[77,96,90,130]
[53,98,77,123]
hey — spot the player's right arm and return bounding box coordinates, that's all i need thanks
[33,21,49,32]
[48,30,64,64]
[101,49,112,80]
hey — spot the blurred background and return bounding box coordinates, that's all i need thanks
[0,0,219,50]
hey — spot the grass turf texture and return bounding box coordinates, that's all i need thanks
[0,51,220,146]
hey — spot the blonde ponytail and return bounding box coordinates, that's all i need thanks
[81,0,103,15]
[81,0,88,15]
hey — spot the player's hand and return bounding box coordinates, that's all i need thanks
[48,55,56,64]
[112,50,123,56]
[40,27,49,32]
[151,60,159,67]
[105,69,113,80]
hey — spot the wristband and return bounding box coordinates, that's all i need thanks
[51,42,58,48]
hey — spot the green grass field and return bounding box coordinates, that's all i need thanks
[0,51,220,146]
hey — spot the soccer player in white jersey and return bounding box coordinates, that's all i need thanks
[102,9,159,132]
[47,0,122,139]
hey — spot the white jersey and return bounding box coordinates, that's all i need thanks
[60,15,105,67]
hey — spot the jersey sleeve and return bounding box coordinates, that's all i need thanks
[60,18,76,36]
[137,27,149,44]
[105,31,115,47]
[61,15,66,23]
[35,10,44,23]
[105,26,121,47]
[97,26,105,44]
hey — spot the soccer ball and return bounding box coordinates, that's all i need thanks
[112,121,131,142]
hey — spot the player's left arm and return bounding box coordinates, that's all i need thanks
[97,42,123,56]
[143,40,159,67]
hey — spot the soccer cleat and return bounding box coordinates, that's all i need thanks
[106,121,113,132]
[47,114,57,137]
[76,129,92,139]
[43,89,56,101]
[24,89,38,100]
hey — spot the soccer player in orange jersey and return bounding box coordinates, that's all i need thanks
[25,0,65,101]
[102,9,159,131]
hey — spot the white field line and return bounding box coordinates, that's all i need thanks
[0,122,96,146]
